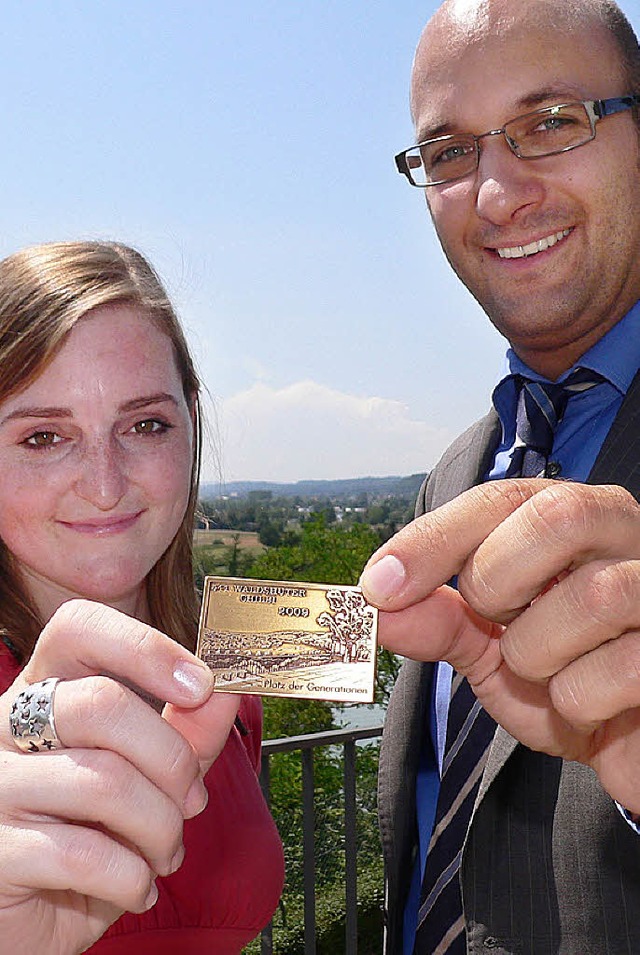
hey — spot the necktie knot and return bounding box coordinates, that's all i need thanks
[507,368,605,478]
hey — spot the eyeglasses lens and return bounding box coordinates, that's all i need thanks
[405,102,594,186]
[506,102,593,158]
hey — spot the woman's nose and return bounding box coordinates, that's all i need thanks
[74,440,128,510]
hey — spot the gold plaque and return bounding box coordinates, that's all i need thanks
[196,576,378,702]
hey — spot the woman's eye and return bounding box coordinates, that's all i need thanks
[131,418,169,435]
[24,431,62,448]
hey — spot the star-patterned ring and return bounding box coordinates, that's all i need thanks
[9,678,64,752]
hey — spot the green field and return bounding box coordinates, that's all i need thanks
[193,528,263,549]
[193,529,266,582]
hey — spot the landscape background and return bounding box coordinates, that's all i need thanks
[196,478,412,952]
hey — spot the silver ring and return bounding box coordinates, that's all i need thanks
[9,678,64,753]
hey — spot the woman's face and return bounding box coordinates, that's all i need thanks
[0,303,195,621]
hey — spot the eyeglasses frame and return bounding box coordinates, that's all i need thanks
[395,95,640,187]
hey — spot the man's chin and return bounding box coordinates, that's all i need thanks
[475,290,587,342]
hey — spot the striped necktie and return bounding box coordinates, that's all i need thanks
[506,368,605,478]
[414,673,495,954]
[415,367,605,954]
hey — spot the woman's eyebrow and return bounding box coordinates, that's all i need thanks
[0,406,73,425]
[119,393,179,413]
[0,393,179,427]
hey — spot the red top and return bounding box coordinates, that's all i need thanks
[0,645,284,954]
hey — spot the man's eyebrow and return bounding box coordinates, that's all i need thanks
[515,85,586,111]
[416,121,455,142]
[416,86,587,141]
[0,393,179,426]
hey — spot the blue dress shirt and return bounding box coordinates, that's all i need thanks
[403,302,640,953]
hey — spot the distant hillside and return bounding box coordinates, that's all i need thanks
[200,473,427,500]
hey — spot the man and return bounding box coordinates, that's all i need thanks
[360,1,640,953]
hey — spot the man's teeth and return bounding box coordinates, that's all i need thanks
[497,229,571,259]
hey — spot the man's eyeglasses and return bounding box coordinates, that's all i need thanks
[395,96,640,187]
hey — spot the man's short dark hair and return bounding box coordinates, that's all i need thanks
[594,1,640,94]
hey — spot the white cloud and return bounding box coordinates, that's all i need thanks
[203,380,454,483]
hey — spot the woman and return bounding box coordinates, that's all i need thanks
[0,240,284,954]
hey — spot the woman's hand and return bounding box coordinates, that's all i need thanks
[0,598,238,955]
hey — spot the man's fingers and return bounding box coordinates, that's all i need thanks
[377,589,584,759]
[500,559,640,681]
[360,479,551,609]
[548,631,640,729]
[361,481,640,619]
[460,483,640,622]
[377,585,500,675]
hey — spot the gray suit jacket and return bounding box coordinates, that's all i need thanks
[378,371,640,955]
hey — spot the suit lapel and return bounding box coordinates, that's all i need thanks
[588,367,640,498]
[424,410,502,509]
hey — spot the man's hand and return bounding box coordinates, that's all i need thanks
[360,479,640,813]
[0,599,238,955]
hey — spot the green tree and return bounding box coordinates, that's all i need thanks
[249,514,400,704]
[257,518,283,548]
[193,534,258,590]
[249,513,379,586]
[243,515,388,953]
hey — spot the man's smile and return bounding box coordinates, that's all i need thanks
[495,228,572,259]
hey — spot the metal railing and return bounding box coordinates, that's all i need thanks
[259,724,384,955]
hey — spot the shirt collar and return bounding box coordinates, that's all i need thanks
[491,300,640,440]
[496,299,640,395]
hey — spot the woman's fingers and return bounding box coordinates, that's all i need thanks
[0,601,240,890]
[4,820,158,915]
[0,599,224,813]
[18,600,214,710]
[164,690,240,774]
[0,748,185,878]
[0,675,206,816]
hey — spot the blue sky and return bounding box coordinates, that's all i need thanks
[3,1,640,482]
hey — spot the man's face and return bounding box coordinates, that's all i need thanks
[412,7,640,376]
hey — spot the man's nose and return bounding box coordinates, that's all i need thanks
[475,138,545,225]
[74,440,128,510]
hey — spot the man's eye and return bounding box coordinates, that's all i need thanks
[24,431,62,448]
[430,142,473,166]
[131,419,169,435]
[537,116,572,133]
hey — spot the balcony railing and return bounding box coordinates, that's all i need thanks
[259,724,384,954]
